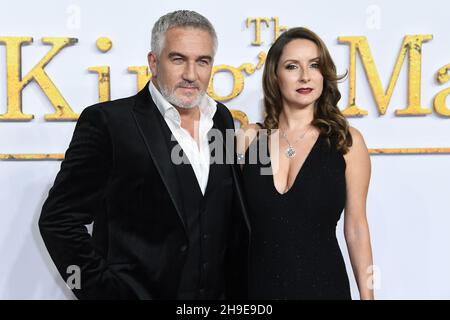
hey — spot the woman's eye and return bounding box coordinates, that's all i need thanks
[286,64,297,70]
[310,63,320,69]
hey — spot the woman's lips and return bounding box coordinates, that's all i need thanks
[296,88,313,94]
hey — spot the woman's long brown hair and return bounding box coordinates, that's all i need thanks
[262,27,352,153]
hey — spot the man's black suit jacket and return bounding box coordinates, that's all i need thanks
[38,83,250,299]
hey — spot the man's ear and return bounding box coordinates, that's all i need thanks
[148,51,158,77]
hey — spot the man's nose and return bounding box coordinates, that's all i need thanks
[182,62,197,82]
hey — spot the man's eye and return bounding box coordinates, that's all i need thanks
[172,57,183,63]
[198,60,209,66]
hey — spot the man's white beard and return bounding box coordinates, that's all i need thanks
[157,79,206,109]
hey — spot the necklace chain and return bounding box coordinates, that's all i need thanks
[280,126,311,145]
[279,125,312,158]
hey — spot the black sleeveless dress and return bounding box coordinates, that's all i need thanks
[242,131,351,300]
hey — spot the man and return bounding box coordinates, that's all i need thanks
[39,10,249,300]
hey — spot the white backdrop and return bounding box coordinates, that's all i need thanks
[0,0,449,299]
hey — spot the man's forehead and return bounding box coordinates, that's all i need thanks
[165,26,212,41]
[163,27,214,55]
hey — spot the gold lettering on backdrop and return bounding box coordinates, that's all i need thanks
[272,17,289,43]
[338,35,433,116]
[255,51,267,70]
[0,37,79,121]
[247,17,288,46]
[434,64,450,116]
[208,63,255,101]
[207,63,255,125]
[246,17,270,46]
[231,110,249,126]
[88,67,111,102]
[96,37,112,53]
[1,27,450,160]
[0,154,64,160]
[127,66,152,92]
[206,50,264,103]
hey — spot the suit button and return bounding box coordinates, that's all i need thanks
[202,234,208,240]
[203,262,208,270]
[180,245,188,253]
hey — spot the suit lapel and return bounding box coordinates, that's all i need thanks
[131,84,187,235]
[131,84,251,238]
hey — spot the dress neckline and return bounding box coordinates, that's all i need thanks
[267,132,321,196]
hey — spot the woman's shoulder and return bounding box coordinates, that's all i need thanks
[344,126,370,162]
[347,126,368,151]
[343,126,371,187]
[348,126,364,142]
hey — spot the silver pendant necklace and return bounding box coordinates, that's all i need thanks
[280,125,312,159]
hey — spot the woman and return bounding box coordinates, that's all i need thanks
[237,27,374,300]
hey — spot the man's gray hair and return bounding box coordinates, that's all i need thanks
[151,10,218,58]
